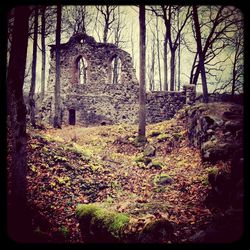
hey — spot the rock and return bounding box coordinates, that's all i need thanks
[201,140,238,162]
[204,115,224,127]
[154,173,173,186]
[149,160,163,170]
[138,219,174,243]
[143,144,156,157]
[76,204,130,243]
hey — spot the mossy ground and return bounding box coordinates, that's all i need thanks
[26,108,230,243]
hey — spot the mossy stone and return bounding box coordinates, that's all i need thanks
[76,204,129,243]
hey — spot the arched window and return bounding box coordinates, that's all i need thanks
[76,56,88,84]
[111,56,122,84]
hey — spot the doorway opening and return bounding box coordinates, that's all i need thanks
[69,109,76,125]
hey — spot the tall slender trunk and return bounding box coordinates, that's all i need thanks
[192,5,209,103]
[150,37,155,91]
[156,17,162,91]
[41,6,46,100]
[190,52,198,84]
[170,48,176,91]
[138,5,146,141]
[53,5,62,128]
[231,42,240,97]
[103,20,108,43]
[7,6,32,242]
[163,34,168,91]
[29,6,38,127]
[177,12,181,91]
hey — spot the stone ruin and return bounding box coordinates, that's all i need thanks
[39,33,195,126]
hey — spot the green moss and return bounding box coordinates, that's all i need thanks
[153,173,173,187]
[157,133,171,142]
[206,166,219,175]
[134,155,152,165]
[150,160,164,169]
[76,204,129,238]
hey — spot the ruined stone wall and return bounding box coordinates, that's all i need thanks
[146,91,186,123]
[40,33,139,125]
[39,33,196,126]
[63,83,139,125]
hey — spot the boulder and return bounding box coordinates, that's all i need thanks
[201,140,238,162]
[143,144,156,157]
[76,204,129,243]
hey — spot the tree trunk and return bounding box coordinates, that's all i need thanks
[53,5,62,128]
[7,6,32,242]
[192,5,209,103]
[41,6,46,100]
[177,12,181,91]
[189,52,198,84]
[103,21,108,43]
[149,36,155,91]
[231,42,240,97]
[156,17,162,91]
[138,5,146,141]
[163,34,168,91]
[29,6,38,127]
[170,48,176,91]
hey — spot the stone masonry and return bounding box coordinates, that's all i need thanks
[39,33,195,126]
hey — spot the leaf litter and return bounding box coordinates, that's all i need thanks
[26,112,229,243]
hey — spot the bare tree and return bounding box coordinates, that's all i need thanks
[40,6,46,100]
[7,6,32,242]
[155,16,162,90]
[192,5,209,103]
[190,6,242,89]
[177,11,181,91]
[29,6,39,127]
[53,5,62,128]
[112,7,125,84]
[230,28,243,97]
[138,5,146,142]
[150,6,191,91]
[96,5,117,43]
[62,6,92,36]
[148,35,155,91]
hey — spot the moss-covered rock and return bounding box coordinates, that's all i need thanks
[201,140,238,162]
[143,144,156,157]
[154,173,173,186]
[149,160,164,170]
[76,204,129,243]
[76,204,175,243]
[157,133,171,142]
[134,155,152,165]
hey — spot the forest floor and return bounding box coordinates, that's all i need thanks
[26,110,229,243]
